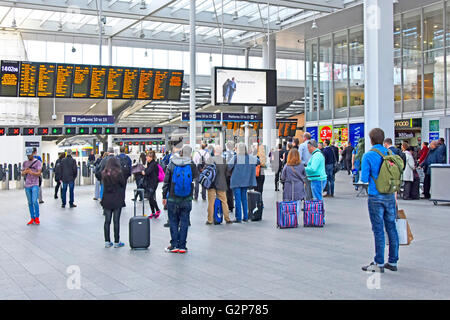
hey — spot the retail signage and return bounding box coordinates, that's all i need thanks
[64,115,115,125]
[181,112,221,121]
[396,132,414,139]
[395,118,422,129]
[349,123,364,147]
[222,113,261,122]
[318,125,333,143]
[333,125,348,142]
[306,126,318,142]
[429,120,439,132]
[429,132,440,142]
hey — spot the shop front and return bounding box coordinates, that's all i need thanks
[394,118,422,148]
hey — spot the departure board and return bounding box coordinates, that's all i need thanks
[137,68,155,100]
[37,63,56,97]
[152,70,169,100]
[0,60,20,97]
[106,67,124,99]
[72,65,91,98]
[89,66,107,99]
[121,68,139,99]
[167,70,184,100]
[19,62,37,97]
[55,64,74,98]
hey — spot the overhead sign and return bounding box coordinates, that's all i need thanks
[64,115,115,125]
[25,141,40,148]
[181,112,221,122]
[222,113,261,122]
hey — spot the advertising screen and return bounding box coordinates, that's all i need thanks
[214,67,276,106]
[0,60,20,97]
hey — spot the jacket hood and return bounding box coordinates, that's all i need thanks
[171,154,193,166]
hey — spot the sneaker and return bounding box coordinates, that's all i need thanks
[105,242,113,248]
[226,220,233,224]
[55,195,58,199]
[61,204,65,208]
[93,197,98,200]
[165,246,179,253]
[384,263,398,272]
[70,204,77,208]
[27,219,35,225]
[233,219,242,223]
[362,262,384,273]
[213,221,221,225]
[39,200,44,204]
[154,210,161,219]
[164,222,170,228]
[178,248,188,254]
[243,219,248,222]
[34,217,40,225]
[147,213,153,219]
[114,242,125,248]
[205,221,213,225]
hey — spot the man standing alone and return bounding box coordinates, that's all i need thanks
[61,149,78,208]
[305,140,327,201]
[22,148,42,225]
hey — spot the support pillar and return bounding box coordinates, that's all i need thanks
[363,0,394,151]
[189,0,197,149]
[244,48,250,149]
[262,37,277,155]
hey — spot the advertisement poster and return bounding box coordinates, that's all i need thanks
[306,127,318,142]
[216,69,267,105]
[319,125,333,143]
[333,125,348,146]
[349,123,364,147]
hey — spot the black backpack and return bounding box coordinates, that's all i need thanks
[118,156,131,178]
[54,162,62,181]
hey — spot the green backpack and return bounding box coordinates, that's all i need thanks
[371,149,405,194]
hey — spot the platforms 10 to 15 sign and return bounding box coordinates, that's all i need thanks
[0,60,184,101]
[0,127,163,136]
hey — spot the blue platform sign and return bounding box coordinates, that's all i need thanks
[349,123,364,147]
[64,115,115,125]
[429,132,440,142]
[306,126,318,141]
[222,113,261,122]
[182,112,221,121]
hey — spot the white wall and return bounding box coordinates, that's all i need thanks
[0,136,42,165]
[422,117,448,143]
[41,141,60,165]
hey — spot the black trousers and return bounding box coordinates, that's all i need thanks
[256,175,265,194]
[423,174,431,199]
[54,180,61,197]
[403,181,413,200]
[104,208,122,243]
[147,188,160,213]
[226,176,234,211]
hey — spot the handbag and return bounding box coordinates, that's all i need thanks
[396,209,414,245]
[131,163,145,175]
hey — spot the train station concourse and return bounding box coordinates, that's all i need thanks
[0,0,449,303]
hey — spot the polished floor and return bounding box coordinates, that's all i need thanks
[0,172,449,300]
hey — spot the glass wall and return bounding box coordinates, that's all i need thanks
[305,1,450,123]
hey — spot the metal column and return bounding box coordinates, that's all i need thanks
[262,37,277,155]
[189,0,197,149]
[244,48,250,149]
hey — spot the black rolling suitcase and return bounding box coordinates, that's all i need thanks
[410,176,420,200]
[129,189,150,250]
[247,190,263,221]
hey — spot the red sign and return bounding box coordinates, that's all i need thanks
[319,126,333,142]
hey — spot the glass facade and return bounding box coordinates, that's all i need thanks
[305,1,449,122]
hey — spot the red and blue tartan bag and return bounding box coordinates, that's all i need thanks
[303,200,325,227]
[276,201,300,229]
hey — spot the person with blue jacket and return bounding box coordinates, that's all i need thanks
[305,140,327,201]
[420,140,445,199]
[227,143,259,223]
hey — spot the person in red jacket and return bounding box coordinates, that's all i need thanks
[418,142,429,165]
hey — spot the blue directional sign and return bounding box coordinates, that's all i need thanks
[222,113,261,122]
[306,126,318,141]
[181,112,221,121]
[64,115,115,125]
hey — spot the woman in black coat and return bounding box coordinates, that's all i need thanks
[101,157,127,248]
[142,150,161,218]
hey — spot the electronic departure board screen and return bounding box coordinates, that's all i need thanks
[89,66,107,99]
[167,70,184,101]
[152,70,169,100]
[137,69,154,100]
[121,68,139,99]
[106,67,124,99]
[37,63,56,97]
[0,60,20,97]
[55,64,74,98]
[19,62,37,97]
[72,65,91,98]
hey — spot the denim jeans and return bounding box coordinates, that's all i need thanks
[325,164,335,196]
[368,193,399,266]
[194,177,206,200]
[310,180,327,201]
[94,180,101,199]
[233,187,248,221]
[62,181,75,206]
[104,208,122,243]
[25,186,40,219]
[167,201,192,249]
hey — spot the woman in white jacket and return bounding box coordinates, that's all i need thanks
[402,142,416,200]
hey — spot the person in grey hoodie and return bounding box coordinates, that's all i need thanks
[162,145,199,254]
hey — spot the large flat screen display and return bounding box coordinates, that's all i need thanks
[213,67,276,106]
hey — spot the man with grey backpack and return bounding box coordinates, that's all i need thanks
[360,128,404,273]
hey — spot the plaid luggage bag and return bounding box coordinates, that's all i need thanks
[277,201,299,228]
[303,200,325,227]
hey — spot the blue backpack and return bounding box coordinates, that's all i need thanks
[198,163,216,189]
[172,165,193,197]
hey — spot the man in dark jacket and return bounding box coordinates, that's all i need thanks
[421,141,446,199]
[60,149,78,208]
[117,146,132,180]
[322,140,336,197]
[343,144,354,174]
[162,145,198,254]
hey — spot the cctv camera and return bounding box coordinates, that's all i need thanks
[71,46,76,53]
[52,114,57,121]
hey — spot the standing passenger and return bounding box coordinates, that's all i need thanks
[22,148,42,225]
[60,149,77,208]
[305,140,327,201]
[280,148,306,202]
[143,151,161,218]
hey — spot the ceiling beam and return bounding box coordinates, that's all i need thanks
[244,0,343,12]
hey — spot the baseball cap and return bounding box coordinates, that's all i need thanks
[25,148,34,156]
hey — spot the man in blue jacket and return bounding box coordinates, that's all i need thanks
[360,128,398,273]
[420,140,445,199]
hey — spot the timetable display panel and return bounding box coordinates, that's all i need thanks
[37,63,56,97]
[89,66,107,99]
[0,60,20,97]
[137,68,155,100]
[55,64,74,98]
[106,67,124,99]
[19,62,37,97]
[121,68,139,99]
[167,70,183,101]
[152,70,169,100]
[72,65,91,98]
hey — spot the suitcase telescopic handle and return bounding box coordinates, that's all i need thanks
[134,189,145,217]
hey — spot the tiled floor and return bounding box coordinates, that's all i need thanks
[0,172,449,300]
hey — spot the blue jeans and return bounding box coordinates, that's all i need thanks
[233,187,248,221]
[167,201,192,250]
[368,194,399,266]
[25,186,40,219]
[62,181,75,206]
[325,164,335,196]
[310,180,327,200]
[100,183,104,199]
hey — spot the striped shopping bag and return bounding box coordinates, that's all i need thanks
[303,200,325,227]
